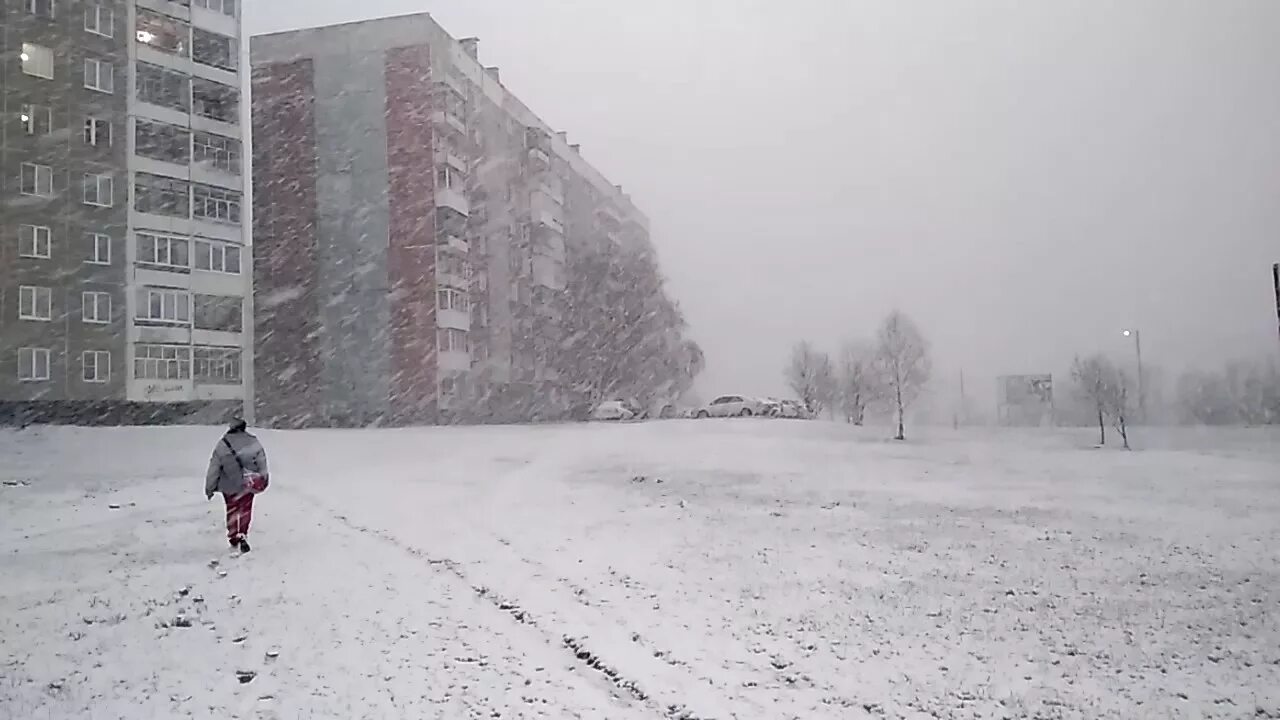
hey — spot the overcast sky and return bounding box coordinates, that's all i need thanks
[247,1,1280,402]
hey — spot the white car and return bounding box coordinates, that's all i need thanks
[696,395,767,418]
[591,400,636,421]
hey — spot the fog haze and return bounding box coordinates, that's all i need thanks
[248,0,1280,400]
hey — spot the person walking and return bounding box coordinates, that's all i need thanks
[205,419,269,553]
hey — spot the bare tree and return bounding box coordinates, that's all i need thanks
[874,311,931,440]
[1071,355,1109,445]
[837,341,877,425]
[1071,354,1132,449]
[786,341,836,416]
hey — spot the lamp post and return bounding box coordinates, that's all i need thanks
[1122,329,1144,421]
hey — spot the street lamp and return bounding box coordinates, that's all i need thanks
[1122,329,1144,421]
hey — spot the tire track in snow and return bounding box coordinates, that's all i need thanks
[289,490,717,720]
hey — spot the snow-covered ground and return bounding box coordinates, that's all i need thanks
[2,421,1278,719]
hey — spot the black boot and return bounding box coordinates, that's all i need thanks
[238,538,251,553]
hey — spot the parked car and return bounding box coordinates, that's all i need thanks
[591,400,636,421]
[775,399,808,419]
[760,398,782,417]
[696,395,768,418]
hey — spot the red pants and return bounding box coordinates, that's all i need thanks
[223,492,254,542]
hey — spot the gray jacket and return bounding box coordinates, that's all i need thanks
[205,431,269,497]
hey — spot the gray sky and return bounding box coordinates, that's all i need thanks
[248,1,1280,400]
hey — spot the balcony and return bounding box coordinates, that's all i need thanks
[538,180,564,205]
[440,234,469,254]
[528,147,550,169]
[436,267,468,290]
[534,208,564,235]
[435,147,468,173]
[438,308,470,331]
[435,186,469,216]
[596,202,624,228]
[437,73,466,98]
[431,110,466,136]
[438,349,471,373]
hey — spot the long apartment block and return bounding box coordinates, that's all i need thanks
[252,13,650,427]
[1,0,249,422]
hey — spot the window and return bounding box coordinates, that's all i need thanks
[193,294,242,332]
[192,183,240,224]
[18,286,53,321]
[137,62,190,111]
[134,344,190,380]
[85,5,113,36]
[193,131,240,174]
[137,232,189,270]
[194,240,241,274]
[19,225,51,259]
[192,78,238,124]
[82,292,112,324]
[20,163,53,196]
[194,346,241,384]
[436,166,464,190]
[135,9,189,56]
[84,117,111,147]
[84,58,114,93]
[19,348,51,382]
[194,0,236,17]
[437,288,470,312]
[21,43,54,79]
[83,351,111,383]
[136,119,191,164]
[135,173,190,217]
[437,328,468,353]
[193,28,236,71]
[26,0,53,16]
[136,287,191,324]
[87,233,111,265]
[83,173,114,206]
[21,103,52,135]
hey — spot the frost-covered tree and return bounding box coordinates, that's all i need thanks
[1071,354,1132,448]
[785,341,836,416]
[836,341,878,425]
[874,311,930,440]
[1176,359,1280,425]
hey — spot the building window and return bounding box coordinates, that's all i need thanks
[136,287,191,325]
[137,62,190,112]
[135,173,190,217]
[82,292,112,324]
[134,344,190,380]
[18,348,51,382]
[136,119,191,164]
[20,43,54,79]
[84,58,115,93]
[437,288,470,312]
[193,28,237,71]
[193,294,242,332]
[84,5,113,37]
[26,0,54,17]
[137,232,190,270]
[194,239,241,274]
[20,163,54,196]
[194,346,241,384]
[83,351,111,383]
[437,328,468,353]
[194,0,236,17]
[192,183,240,224]
[436,166,465,190]
[84,117,111,147]
[135,9,189,56]
[193,131,240,174]
[87,233,111,265]
[20,103,52,136]
[19,225,52,259]
[18,286,53,321]
[83,173,114,207]
[192,78,238,124]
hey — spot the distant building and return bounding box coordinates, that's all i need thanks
[251,13,651,427]
[1,0,250,424]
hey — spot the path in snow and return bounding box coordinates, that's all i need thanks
[2,422,1278,719]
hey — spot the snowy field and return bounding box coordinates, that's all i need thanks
[2,421,1279,719]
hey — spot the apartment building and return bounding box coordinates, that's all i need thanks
[1,0,250,424]
[251,13,650,427]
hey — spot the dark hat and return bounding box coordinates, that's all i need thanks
[228,418,248,433]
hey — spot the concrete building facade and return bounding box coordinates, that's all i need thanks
[1,0,250,423]
[251,13,651,427]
